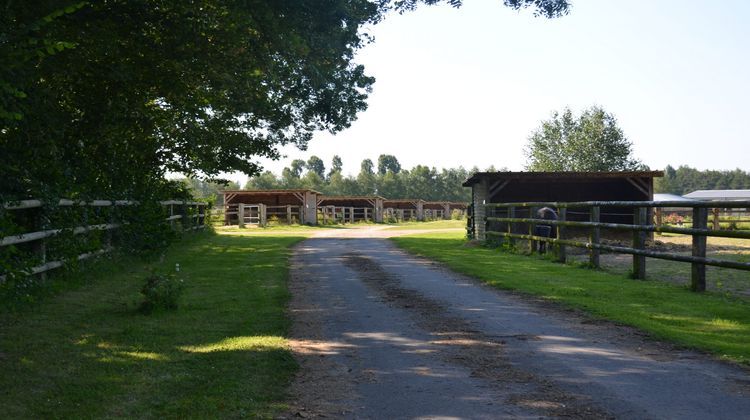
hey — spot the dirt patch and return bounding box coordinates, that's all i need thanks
[341,252,614,419]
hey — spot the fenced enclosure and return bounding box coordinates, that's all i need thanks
[655,207,750,230]
[1,199,207,281]
[384,208,418,222]
[318,206,377,224]
[483,200,750,292]
[224,203,303,226]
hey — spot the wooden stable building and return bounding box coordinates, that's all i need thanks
[382,199,424,221]
[316,195,385,223]
[222,189,319,226]
[463,171,663,240]
[422,201,469,220]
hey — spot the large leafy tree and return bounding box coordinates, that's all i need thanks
[1,0,569,201]
[524,106,645,172]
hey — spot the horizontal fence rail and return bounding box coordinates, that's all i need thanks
[1,199,208,281]
[483,200,750,292]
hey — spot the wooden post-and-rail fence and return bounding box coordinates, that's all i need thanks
[483,200,750,292]
[1,199,208,280]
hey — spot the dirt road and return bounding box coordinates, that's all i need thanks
[287,235,750,419]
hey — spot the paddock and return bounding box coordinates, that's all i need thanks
[222,189,319,226]
[316,196,385,223]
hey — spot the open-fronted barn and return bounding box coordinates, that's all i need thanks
[316,195,385,223]
[222,189,320,226]
[463,171,663,240]
[382,199,424,221]
[422,201,468,220]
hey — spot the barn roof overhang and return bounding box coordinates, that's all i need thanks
[462,171,664,187]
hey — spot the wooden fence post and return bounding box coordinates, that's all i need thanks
[287,205,292,224]
[556,208,566,263]
[169,203,175,230]
[238,204,245,228]
[507,206,516,247]
[589,206,600,268]
[691,207,708,292]
[528,207,536,254]
[632,207,647,279]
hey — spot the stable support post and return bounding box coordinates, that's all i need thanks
[350,207,355,223]
[691,207,708,292]
[632,207,647,279]
[712,208,720,231]
[260,204,267,227]
[655,208,663,235]
[589,206,600,268]
[238,204,245,228]
[287,205,292,224]
[556,208,567,263]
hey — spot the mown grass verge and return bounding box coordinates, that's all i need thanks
[391,231,750,365]
[0,230,305,418]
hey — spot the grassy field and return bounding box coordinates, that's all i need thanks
[383,219,466,231]
[391,230,750,365]
[565,233,750,297]
[0,229,307,418]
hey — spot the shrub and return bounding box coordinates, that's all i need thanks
[139,271,185,314]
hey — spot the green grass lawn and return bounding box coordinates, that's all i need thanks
[391,231,750,365]
[0,230,305,418]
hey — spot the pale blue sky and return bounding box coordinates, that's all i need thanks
[234,0,750,183]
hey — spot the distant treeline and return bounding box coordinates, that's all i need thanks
[245,154,479,202]
[655,165,750,195]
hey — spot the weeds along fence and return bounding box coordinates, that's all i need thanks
[1,199,207,281]
[483,200,750,292]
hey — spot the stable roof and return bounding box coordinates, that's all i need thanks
[683,189,750,201]
[462,171,664,187]
[221,189,322,195]
[654,193,696,202]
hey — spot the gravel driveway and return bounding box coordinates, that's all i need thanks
[286,235,750,419]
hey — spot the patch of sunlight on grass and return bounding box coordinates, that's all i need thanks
[707,318,743,331]
[119,351,170,361]
[179,336,287,354]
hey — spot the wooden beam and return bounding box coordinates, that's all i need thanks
[626,178,649,197]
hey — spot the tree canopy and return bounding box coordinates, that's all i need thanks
[655,165,750,195]
[1,0,570,203]
[245,155,476,202]
[524,106,645,172]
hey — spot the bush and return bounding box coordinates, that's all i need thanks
[139,271,185,314]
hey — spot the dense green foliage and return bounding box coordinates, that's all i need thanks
[524,106,645,172]
[392,231,750,364]
[246,154,474,201]
[0,230,305,417]
[1,0,569,203]
[656,165,750,195]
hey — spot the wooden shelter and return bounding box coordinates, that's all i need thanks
[422,201,468,220]
[316,195,385,223]
[222,189,320,226]
[463,171,663,240]
[382,199,424,221]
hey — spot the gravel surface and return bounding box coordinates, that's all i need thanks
[285,236,750,419]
